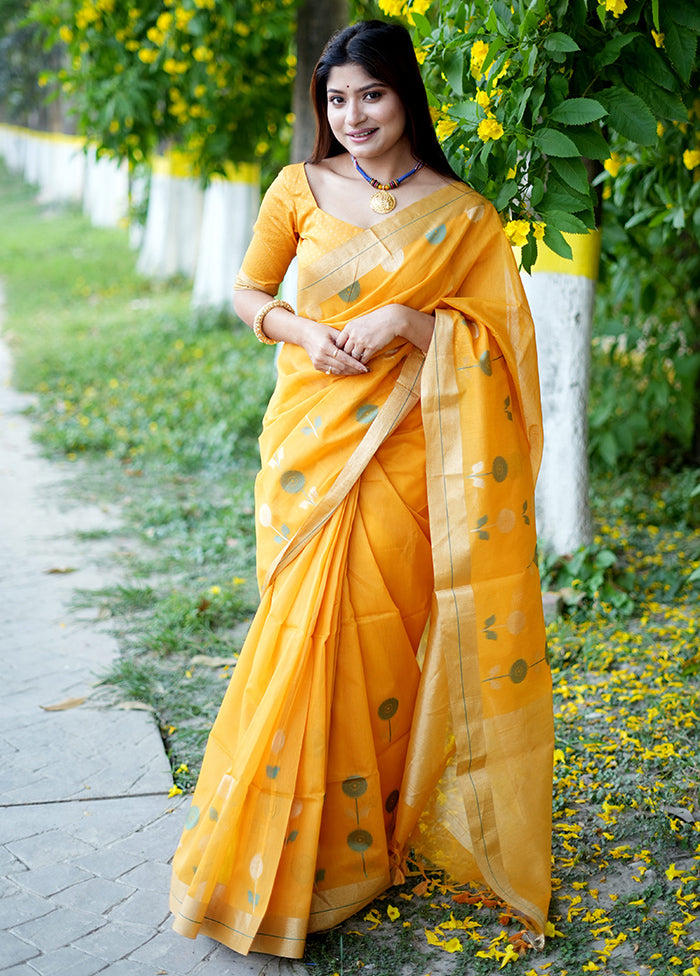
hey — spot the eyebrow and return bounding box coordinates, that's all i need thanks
[327,81,387,94]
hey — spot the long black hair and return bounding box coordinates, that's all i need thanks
[308,20,460,181]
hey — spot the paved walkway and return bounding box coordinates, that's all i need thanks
[0,315,303,973]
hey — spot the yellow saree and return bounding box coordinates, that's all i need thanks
[169,163,553,957]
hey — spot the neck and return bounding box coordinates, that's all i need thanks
[350,141,417,184]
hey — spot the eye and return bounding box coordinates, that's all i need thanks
[363,90,382,101]
[328,95,344,106]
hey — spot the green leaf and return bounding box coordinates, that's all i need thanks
[530,177,545,207]
[543,32,580,53]
[533,127,581,157]
[444,48,464,96]
[596,87,656,145]
[548,98,608,126]
[626,69,688,121]
[660,16,697,83]
[550,156,590,195]
[410,11,432,37]
[520,236,537,274]
[493,179,518,210]
[666,0,700,30]
[540,209,590,234]
[624,207,658,230]
[652,0,660,32]
[542,225,573,260]
[593,32,639,70]
[451,100,480,123]
[634,39,679,91]
[569,127,610,160]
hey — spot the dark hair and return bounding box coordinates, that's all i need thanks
[309,20,460,181]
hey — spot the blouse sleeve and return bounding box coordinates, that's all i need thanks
[234,166,299,295]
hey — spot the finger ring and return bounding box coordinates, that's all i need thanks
[332,348,338,358]
[326,368,332,375]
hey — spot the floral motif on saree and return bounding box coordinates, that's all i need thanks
[169,164,553,958]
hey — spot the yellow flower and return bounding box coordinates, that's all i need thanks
[477,117,504,141]
[378,0,406,16]
[470,39,490,79]
[651,29,664,48]
[604,152,623,177]
[414,47,427,64]
[683,149,700,170]
[156,11,173,31]
[504,220,530,247]
[168,784,183,797]
[108,119,119,133]
[600,0,627,15]
[475,89,491,110]
[175,8,195,30]
[138,48,158,64]
[387,905,401,920]
[163,57,188,75]
[59,25,73,44]
[436,118,458,141]
[657,121,665,137]
[146,27,164,45]
[193,45,214,62]
[209,585,221,595]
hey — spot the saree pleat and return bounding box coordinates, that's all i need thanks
[170,164,553,955]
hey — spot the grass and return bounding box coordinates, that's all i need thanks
[1,160,699,976]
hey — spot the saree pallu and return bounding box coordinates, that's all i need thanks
[170,168,554,957]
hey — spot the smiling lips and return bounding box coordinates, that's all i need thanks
[347,128,378,141]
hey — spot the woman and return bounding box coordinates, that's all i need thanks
[170,20,553,959]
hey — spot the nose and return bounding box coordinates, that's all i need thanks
[346,96,366,127]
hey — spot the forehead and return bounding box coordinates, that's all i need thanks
[327,62,386,92]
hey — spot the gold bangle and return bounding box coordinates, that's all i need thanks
[253,298,294,344]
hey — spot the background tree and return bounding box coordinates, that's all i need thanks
[0,0,65,130]
[27,0,300,180]
[292,0,348,163]
[380,0,698,551]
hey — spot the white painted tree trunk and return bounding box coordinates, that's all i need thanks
[137,155,204,279]
[521,232,601,555]
[192,169,259,310]
[83,146,129,228]
[0,124,27,173]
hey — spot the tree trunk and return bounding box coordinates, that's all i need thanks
[520,231,602,555]
[291,0,348,163]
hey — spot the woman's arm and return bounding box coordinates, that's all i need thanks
[233,288,368,376]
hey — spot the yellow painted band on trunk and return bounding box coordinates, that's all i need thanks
[531,229,601,280]
[151,152,258,185]
[0,123,84,148]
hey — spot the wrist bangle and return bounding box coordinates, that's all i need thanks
[253,298,294,344]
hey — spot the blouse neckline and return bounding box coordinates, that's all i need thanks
[299,162,462,233]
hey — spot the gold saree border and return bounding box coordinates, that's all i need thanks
[419,308,548,933]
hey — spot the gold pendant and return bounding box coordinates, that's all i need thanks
[369,189,396,214]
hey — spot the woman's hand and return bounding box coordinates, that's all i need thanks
[336,304,436,361]
[301,321,369,376]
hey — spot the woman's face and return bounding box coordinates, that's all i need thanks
[326,62,408,161]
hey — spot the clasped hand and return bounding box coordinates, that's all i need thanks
[304,305,404,377]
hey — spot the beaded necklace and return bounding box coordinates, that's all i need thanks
[351,156,425,214]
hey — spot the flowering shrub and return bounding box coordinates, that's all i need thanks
[380,0,698,271]
[29,0,298,178]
